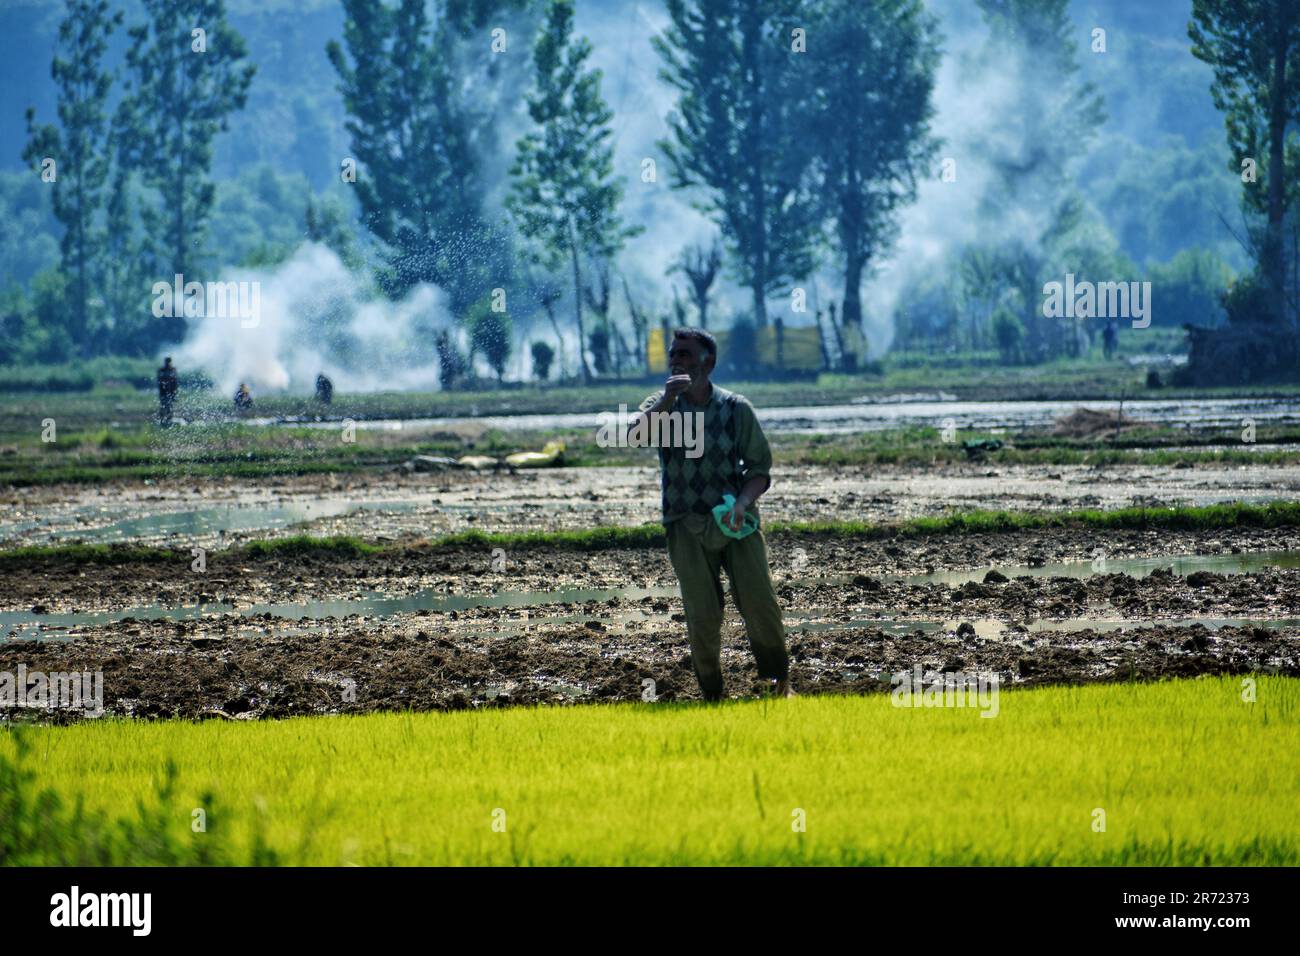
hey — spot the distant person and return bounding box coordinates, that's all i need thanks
[1103,318,1118,360]
[157,356,179,427]
[315,373,333,405]
[234,383,253,412]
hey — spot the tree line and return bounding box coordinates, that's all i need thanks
[9,0,1300,384]
[19,0,253,360]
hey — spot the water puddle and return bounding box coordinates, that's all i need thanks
[0,585,681,641]
[0,499,428,545]
[786,615,1298,641]
[879,548,1300,587]
[0,496,636,546]
[243,397,1300,437]
[6,549,1300,643]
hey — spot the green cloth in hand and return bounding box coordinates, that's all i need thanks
[711,493,759,540]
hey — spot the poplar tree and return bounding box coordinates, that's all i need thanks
[508,0,638,382]
[117,0,255,293]
[810,0,940,332]
[22,0,123,354]
[654,0,819,328]
[99,153,149,354]
[327,0,519,313]
[1191,0,1300,324]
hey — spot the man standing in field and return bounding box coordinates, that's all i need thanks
[157,356,179,427]
[631,328,793,701]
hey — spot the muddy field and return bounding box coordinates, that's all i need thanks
[1,611,1291,721]
[5,521,1300,611]
[5,458,1300,549]
[3,522,1298,719]
[6,435,1300,721]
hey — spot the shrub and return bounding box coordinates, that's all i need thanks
[588,324,611,375]
[467,299,513,382]
[721,317,759,377]
[530,340,554,381]
[992,308,1025,365]
[1221,271,1278,326]
[435,329,467,390]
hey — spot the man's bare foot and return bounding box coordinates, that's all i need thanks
[774,678,796,699]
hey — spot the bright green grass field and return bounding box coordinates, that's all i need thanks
[6,676,1299,866]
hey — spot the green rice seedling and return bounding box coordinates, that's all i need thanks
[3,676,1296,866]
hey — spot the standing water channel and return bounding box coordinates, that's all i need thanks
[6,549,1299,643]
[244,395,1300,437]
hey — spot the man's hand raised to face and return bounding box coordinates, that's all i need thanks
[639,374,694,423]
[664,373,692,400]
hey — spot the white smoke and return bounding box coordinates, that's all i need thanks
[576,0,1014,353]
[172,243,452,396]
[854,20,1013,356]
[850,3,1115,357]
[579,2,735,321]
[172,1,1158,384]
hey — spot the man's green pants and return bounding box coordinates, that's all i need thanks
[665,513,790,700]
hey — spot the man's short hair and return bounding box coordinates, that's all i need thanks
[672,327,717,362]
